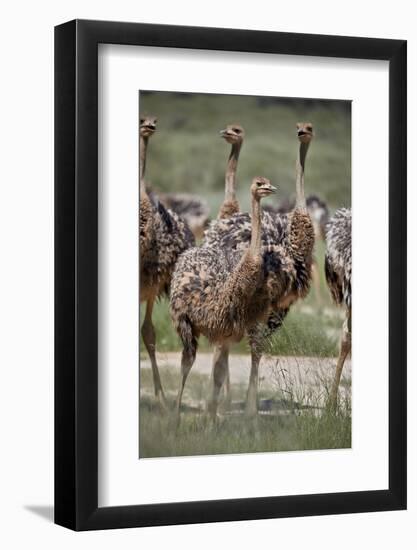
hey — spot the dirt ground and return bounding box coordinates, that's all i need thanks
[140,352,352,410]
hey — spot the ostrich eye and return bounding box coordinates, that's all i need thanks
[140,118,144,124]
[233,128,240,133]
[307,126,312,131]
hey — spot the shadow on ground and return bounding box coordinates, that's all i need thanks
[24,505,54,523]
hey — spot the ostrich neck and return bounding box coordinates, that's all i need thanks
[295,142,310,209]
[289,141,315,261]
[225,142,241,202]
[139,134,148,195]
[221,194,263,319]
[139,134,152,229]
[249,197,262,257]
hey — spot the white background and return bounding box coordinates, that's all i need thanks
[99,46,389,506]
[0,1,415,548]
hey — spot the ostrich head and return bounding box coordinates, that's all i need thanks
[220,124,245,145]
[140,115,157,138]
[297,122,314,144]
[251,177,276,199]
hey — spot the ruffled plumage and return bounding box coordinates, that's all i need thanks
[157,192,210,239]
[140,196,195,301]
[203,207,314,311]
[324,208,351,308]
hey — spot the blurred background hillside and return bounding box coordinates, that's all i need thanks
[139,91,351,212]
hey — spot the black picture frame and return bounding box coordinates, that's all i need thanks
[55,19,407,531]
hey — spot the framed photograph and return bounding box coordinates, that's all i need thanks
[55,19,406,531]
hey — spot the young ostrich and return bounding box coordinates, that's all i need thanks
[324,208,351,407]
[217,124,245,219]
[157,192,210,240]
[264,194,329,304]
[264,194,329,241]
[139,115,195,407]
[214,123,245,401]
[170,177,276,421]
[203,122,315,415]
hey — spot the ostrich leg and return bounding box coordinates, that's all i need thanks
[329,308,351,408]
[245,309,289,416]
[216,350,231,412]
[223,361,231,408]
[311,262,322,306]
[207,343,229,421]
[141,296,167,410]
[175,336,197,424]
[245,341,262,417]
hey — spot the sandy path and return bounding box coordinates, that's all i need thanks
[140,352,351,407]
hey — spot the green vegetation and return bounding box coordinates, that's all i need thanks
[139,365,351,458]
[140,92,351,211]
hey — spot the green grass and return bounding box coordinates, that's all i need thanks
[142,298,341,357]
[139,365,351,458]
[139,410,351,458]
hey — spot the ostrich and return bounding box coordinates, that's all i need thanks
[157,192,210,240]
[203,122,315,415]
[264,194,329,241]
[170,177,276,421]
[217,124,245,219]
[139,115,195,408]
[214,123,245,402]
[264,194,329,303]
[324,208,351,407]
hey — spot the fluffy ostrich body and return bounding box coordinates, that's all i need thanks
[170,246,269,344]
[325,208,351,308]
[264,194,329,241]
[324,207,351,405]
[139,198,194,301]
[156,191,210,240]
[204,211,312,314]
[203,123,315,414]
[251,193,328,305]
[139,115,194,405]
[170,177,276,419]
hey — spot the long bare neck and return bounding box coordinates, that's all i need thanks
[225,142,241,202]
[139,134,149,197]
[295,142,310,209]
[249,196,262,257]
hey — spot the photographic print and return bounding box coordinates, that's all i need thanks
[139,90,351,459]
